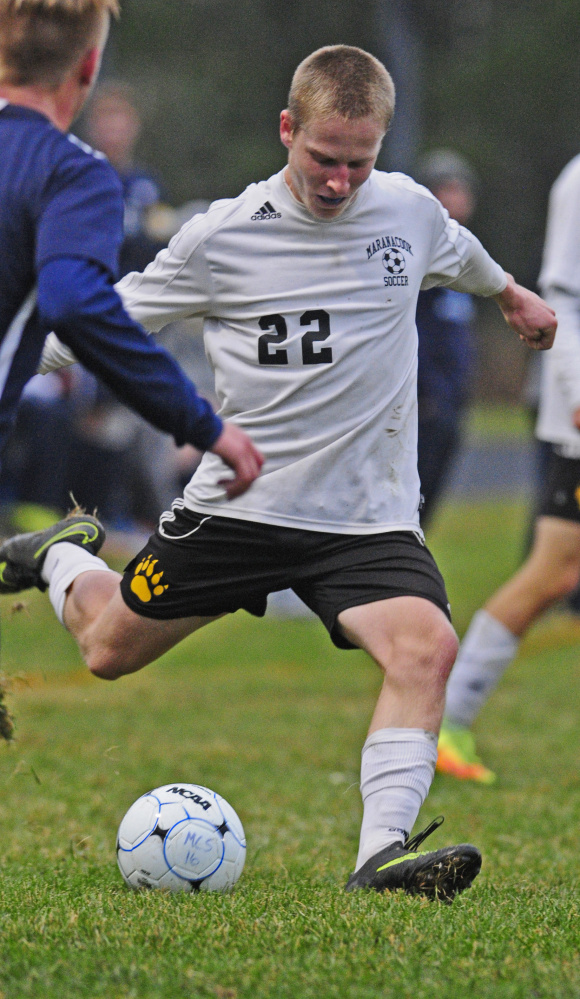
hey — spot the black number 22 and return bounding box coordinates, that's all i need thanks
[258,310,332,365]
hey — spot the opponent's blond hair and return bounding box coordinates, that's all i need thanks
[287,45,395,133]
[0,0,119,87]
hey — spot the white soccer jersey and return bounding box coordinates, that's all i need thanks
[43,168,506,534]
[116,168,505,534]
[536,155,580,455]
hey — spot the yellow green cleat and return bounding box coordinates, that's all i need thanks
[437,721,496,784]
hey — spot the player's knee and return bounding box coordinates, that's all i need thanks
[531,560,580,605]
[553,563,580,600]
[87,651,123,681]
[383,614,458,691]
[436,619,459,668]
[86,644,139,681]
[416,618,458,686]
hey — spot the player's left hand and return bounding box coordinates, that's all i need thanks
[494,273,557,350]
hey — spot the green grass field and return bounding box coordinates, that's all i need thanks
[0,494,579,999]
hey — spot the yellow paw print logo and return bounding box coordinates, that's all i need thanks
[130,555,169,603]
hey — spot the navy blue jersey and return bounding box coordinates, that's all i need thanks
[0,101,222,452]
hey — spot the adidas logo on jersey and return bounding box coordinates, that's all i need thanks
[251,201,281,220]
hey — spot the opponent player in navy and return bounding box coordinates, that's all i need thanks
[0,0,262,494]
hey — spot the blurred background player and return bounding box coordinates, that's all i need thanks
[415,149,479,528]
[438,153,580,783]
[85,81,166,274]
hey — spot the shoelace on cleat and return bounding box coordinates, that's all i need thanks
[404,815,444,852]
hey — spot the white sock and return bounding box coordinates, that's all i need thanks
[41,541,112,625]
[355,728,437,871]
[444,609,519,728]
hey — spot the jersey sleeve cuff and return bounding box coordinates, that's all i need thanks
[184,405,223,451]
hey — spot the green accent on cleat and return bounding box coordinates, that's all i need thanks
[376,851,421,872]
[0,513,106,594]
[33,520,101,560]
[345,816,482,902]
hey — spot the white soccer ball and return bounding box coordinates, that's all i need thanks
[116,783,246,893]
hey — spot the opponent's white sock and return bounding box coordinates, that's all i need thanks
[41,542,112,625]
[444,609,519,728]
[355,727,437,871]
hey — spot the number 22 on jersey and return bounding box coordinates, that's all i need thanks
[258,310,332,365]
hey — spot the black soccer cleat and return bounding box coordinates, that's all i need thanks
[0,513,105,594]
[345,816,481,902]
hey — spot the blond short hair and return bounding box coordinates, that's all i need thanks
[287,45,395,133]
[0,0,119,87]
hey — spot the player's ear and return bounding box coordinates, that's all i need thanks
[79,47,100,88]
[280,110,295,150]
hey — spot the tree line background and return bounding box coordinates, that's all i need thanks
[97,0,580,400]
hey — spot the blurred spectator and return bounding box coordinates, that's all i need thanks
[414,149,479,527]
[85,82,168,272]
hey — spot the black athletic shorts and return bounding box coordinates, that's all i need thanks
[538,446,580,523]
[120,507,450,650]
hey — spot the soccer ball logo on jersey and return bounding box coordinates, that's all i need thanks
[366,235,413,287]
[382,248,406,275]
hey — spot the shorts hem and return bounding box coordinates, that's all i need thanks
[120,581,267,622]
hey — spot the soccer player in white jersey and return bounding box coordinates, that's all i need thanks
[438,153,580,784]
[0,46,556,899]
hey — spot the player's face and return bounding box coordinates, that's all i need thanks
[280,111,384,220]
